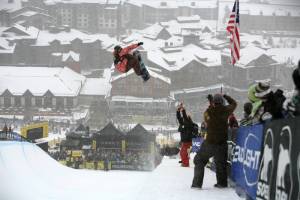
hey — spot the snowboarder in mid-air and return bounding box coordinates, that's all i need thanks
[113,42,150,82]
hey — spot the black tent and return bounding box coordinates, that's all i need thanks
[126,124,156,150]
[94,123,125,149]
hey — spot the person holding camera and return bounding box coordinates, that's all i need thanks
[192,94,237,189]
[176,103,194,167]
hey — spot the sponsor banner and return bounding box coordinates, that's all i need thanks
[257,117,300,200]
[231,124,264,199]
[228,128,238,165]
[191,137,204,153]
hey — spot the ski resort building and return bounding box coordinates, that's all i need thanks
[218,1,300,33]
[109,68,174,125]
[0,66,110,123]
[123,0,218,28]
[44,0,123,34]
[0,0,53,28]
[0,24,117,70]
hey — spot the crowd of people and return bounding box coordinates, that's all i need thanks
[49,148,159,171]
[175,60,300,191]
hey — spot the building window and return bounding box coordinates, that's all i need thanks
[36,97,43,107]
[15,96,21,107]
[66,97,73,107]
[4,96,11,107]
[44,96,52,108]
[56,97,64,109]
[24,96,31,107]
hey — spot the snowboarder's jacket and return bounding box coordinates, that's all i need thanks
[114,43,141,74]
[204,95,237,145]
[177,108,194,142]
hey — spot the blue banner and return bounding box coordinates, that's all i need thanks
[231,124,264,199]
[191,137,204,153]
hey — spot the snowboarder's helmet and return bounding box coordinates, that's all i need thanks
[114,45,122,53]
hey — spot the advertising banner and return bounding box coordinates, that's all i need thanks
[231,124,264,199]
[257,118,300,200]
[191,137,204,153]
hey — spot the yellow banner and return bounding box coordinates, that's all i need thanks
[92,140,96,150]
[71,150,82,157]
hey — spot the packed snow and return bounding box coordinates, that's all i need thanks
[0,141,241,200]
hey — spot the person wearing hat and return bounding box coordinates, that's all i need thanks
[113,42,150,82]
[191,93,237,189]
[240,102,253,126]
[248,81,271,118]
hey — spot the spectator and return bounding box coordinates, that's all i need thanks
[240,102,253,126]
[228,113,239,129]
[2,124,8,133]
[286,60,300,116]
[248,82,272,123]
[192,94,237,189]
[263,89,286,119]
[176,103,194,167]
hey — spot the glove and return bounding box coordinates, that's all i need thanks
[137,42,143,46]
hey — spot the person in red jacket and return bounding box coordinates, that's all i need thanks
[113,42,150,82]
[176,103,194,167]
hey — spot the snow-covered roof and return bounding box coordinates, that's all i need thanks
[62,51,80,62]
[80,69,112,96]
[111,68,171,84]
[240,3,300,17]
[141,23,169,40]
[0,24,116,49]
[171,83,248,96]
[111,96,170,103]
[222,45,277,68]
[0,66,86,96]
[33,28,117,48]
[218,1,300,30]
[176,15,200,23]
[126,0,217,9]
[80,78,111,96]
[2,24,39,38]
[267,48,300,66]
[34,29,94,46]
[148,44,221,71]
[159,17,215,36]
[12,11,53,19]
[0,0,22,12]
[45,0,120,5]
[0,38,15,54]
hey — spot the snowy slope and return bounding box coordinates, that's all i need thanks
[0,141,241,200]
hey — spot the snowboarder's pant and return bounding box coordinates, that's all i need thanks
[126,55,142,75]
[192,142,228,187]
[180,141,192,167]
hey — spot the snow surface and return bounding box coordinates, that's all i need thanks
[0,66,85,96]
[0,141,241,200]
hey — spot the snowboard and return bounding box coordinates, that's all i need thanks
[134,51,150,82]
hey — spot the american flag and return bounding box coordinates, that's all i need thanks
[226,0,240,65]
